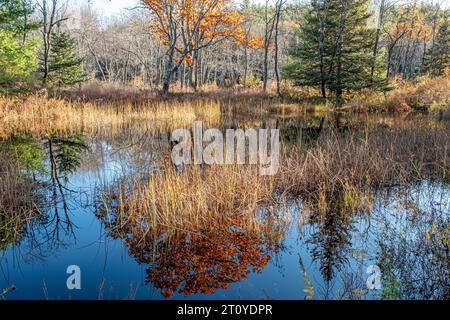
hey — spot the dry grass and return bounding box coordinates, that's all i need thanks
[99,120,450,235]
[0,95,221,138]
[348,74,450,114]
[99,164,277,235]
[280,122,450,213]
[1,84,449,238]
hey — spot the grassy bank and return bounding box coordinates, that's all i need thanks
[2,74,449,138]
[346,74,450,115]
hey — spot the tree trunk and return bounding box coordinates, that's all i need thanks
[319,20,326,99]
[162,48,175,95]
[370,0,385,82]
[274,1,283,96]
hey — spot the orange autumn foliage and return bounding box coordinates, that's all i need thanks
[97,205,275,299]
[143,0,263,64]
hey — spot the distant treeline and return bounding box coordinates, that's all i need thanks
[0,0,449,97]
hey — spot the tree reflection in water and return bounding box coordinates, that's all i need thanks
[307,210,353,283]
[0,134,88,255]
[99,210,277,299]
[137,230,272,298]
[301,185,449,300]
[375,199,449,300]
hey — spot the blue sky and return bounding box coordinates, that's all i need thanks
[79,0,269,16]
[77,0,138,16]
[80,0,450,17]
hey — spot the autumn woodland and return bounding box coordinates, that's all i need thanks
[0,0,449,301]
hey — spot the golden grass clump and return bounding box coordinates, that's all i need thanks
[347,74,450,114]
[100,164,277,236]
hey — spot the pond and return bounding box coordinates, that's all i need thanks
[0,110,449,300]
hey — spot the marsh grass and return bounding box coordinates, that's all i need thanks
[0,157,42,249]
[280,121,450,213]
[347,74,450,114]
[99,163,278,236]
[2,89,449,240]
[99,119,449,236]
[0,95,222,138]
[0,92,310,139]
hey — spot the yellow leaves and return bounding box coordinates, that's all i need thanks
[391,3,435,41]
[299,256,315,300]
[246,35,265,49]
[424,223,450,250]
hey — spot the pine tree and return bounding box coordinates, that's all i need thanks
[48,32,86,87]
[283,0,335,98]
[423,16,450,76]
[283,0,380,100]
[0,0,38,34]
[330,0,375,98]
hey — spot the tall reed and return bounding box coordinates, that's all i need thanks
[100,163,277,236]
[279,122,450,212]
[0,95,221,138]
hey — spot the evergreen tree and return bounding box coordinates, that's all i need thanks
[283,0,381,100]
[0,0,38,34]
[330,0,376,98]
[423,16,450,76]
[48,32,86,87]
[283,0,334,98]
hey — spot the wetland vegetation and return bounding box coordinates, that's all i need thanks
[0,0,449,300]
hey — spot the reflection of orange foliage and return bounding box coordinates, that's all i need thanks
[96,185,279,298]
[128,230,272,299]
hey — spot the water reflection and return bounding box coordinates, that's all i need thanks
[307,210,353,283]
[374,188,449,299]
[0,134,88,257]
[128,229,272,299]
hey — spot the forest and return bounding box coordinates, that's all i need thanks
[0,0,448,100]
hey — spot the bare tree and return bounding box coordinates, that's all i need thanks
[36,0,68,85]
[274,0,286,96]
[262,0,277,93]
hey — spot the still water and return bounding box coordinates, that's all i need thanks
[0,116,449,300]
